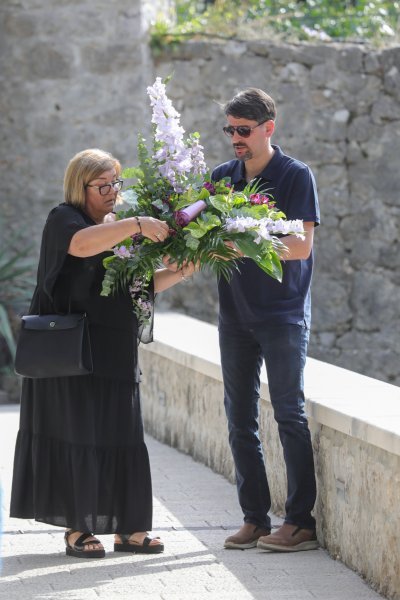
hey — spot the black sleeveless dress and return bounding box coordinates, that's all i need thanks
[10,204,153,534]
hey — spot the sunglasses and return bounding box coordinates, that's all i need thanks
[222,120,269,138]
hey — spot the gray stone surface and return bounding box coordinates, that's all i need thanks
[152,40,400,387]
[137,313,400,599]
[0,404,385,599]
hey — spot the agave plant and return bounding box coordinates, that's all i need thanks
[0,227,35,362]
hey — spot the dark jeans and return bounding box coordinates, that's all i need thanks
[219,322,316,531]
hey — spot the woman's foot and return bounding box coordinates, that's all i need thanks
[65,530,105,559]
[114,532,164,554]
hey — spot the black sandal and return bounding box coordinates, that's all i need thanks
[114,533,164,554]
[65,530,105,559]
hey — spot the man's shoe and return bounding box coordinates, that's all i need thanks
[224,523,271,549]
[257,523,319,552]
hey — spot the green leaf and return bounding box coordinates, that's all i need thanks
[197,186,210,200]
[257,252,283,282]
[163,73,174,85]
[234,237,282,281]
[122,167,143,179]
[184,232,200,250]
[0,303,16,358]
[209,194,231,213]
[120,189,139,207]
[183,222,206,239]
[151,198,165,211]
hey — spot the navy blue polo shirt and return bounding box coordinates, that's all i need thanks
[212,145,320,328]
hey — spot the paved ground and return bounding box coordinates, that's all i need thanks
[0,404,383,600]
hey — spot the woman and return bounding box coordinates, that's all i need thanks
[10,148,195,558]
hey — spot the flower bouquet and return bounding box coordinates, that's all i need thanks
[101,77,304,323]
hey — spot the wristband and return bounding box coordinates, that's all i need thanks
[135,216,142,234]
[180,269,190,282]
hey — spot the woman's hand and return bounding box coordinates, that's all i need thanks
[180,261,199,279]
[162,256,200,276]
[153,260,199,293]
[162,255,179,271]
[139,217,169,243]
[224,240,244,258]
[103,212,116,223]
[210,240,243,261]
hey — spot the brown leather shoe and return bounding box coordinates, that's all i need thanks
[224,523,271,549]
[257,523,319,552]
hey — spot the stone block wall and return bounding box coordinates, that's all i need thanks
[0,0,163,243]
[139,313,400,600]
[1,4,399,384]
[153,40,400,386]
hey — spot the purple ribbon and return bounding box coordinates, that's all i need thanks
[174,200,207,227]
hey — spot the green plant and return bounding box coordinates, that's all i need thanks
[0,227,35,363]
[150,0,399,48]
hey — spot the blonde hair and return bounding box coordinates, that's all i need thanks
[63,148,122,207]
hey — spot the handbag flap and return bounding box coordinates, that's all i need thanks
[21,314,85,331]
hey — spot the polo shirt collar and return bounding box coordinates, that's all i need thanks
[230,145,283,184]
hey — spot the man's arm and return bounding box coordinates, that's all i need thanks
[279,221,315,261]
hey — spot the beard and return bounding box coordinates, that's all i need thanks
[233,143,253,161]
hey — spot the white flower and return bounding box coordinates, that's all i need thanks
[224,216,260,232]
[224,216,305,242]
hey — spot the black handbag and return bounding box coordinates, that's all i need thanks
[14,313,93,378]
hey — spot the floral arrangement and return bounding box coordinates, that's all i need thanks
[101,77,304,324]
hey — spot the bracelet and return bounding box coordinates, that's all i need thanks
[180,268,190,282]
[135,216,142,234]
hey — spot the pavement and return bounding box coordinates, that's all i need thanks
[0,403,384,600]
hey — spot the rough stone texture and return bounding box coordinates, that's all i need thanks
[1,8,399,386]
[153,40,400,387]
[312,422,400,600]
[139,338,400,600]
[141,352,235,481]
[0,0,158,247]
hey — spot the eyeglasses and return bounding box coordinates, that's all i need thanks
[86,179,123,196]
[222,120,268,138]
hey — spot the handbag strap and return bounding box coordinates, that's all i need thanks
[38,292,72,316]
[38,232,72,316]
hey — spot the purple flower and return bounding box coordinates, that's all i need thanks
[146,77,207,192]
[113,245,131,259]
[129,279,143,294]
[174,200,207,227]
[250,193,273,206]
[203,182,216,195]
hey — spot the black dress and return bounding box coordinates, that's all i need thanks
[10,204,153,534]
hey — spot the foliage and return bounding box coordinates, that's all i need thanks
[150,0,399,49]
[0,226,35,363]
[101,78,305,324]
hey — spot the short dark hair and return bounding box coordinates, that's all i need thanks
[224,88,276,122]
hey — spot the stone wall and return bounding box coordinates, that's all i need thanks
[139,313,400,600]
[153,40,400,386]
[1,4,399,384]
[0,0,164,243]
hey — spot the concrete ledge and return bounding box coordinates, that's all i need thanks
[139,312,400,600]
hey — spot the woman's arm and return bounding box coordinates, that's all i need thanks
[68,217,169,257]
[154,263,196,293]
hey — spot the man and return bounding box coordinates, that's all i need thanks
[212,88,320,552]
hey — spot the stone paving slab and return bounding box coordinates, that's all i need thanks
[0,404,384,600]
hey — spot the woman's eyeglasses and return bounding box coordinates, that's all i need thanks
[222,120,268,138]
[86,179,123,196]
